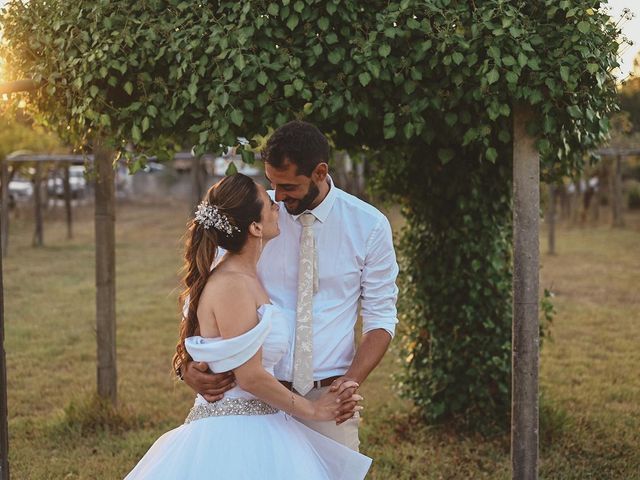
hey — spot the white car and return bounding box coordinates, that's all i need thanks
[47,165,87,198]
[8,176,34,202]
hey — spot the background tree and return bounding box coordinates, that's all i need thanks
[0,0,619,433]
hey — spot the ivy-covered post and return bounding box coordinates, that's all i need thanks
[512,104,539,480]
[0,238,7,480]
[1,160,9,257]
[94,144,117,404]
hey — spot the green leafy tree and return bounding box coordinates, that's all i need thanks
[0,0,619,430]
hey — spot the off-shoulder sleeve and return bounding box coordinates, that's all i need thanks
[185,307,272,372]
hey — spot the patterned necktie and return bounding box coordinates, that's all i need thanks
[293,212,316,395]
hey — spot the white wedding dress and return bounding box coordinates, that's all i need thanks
[124,304,372,479]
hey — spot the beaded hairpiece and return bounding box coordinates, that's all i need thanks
[194,201,240,236]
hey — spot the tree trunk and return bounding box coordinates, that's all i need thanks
[32,163,44,247]
[511,104,540,480]
[191,155,205,212]
[94,146,117,404]
[1,162,9,258]
[0,170,8,480]
[64,164,73,239]
[612,155,624,228]
[547,184,556,255]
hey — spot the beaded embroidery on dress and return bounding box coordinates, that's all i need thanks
[124,304,371,480]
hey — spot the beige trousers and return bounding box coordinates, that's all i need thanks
[295,386,361,452]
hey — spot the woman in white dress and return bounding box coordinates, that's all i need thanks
[125,173,371,479]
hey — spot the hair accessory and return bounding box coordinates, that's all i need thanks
[195,201,240,236]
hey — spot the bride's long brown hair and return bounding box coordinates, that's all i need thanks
[172,173,263,375]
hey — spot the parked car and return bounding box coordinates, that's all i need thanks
[47,165,87,198]
[8,175,34,203]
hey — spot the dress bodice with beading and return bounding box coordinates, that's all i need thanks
[184,303,292,403]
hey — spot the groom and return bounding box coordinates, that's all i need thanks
[182,121,399,451]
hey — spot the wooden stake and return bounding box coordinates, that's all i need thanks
[511,104,540,480]
[33,163,43,247]
[94,146,117,404]
[64,164,73,239]
[547,184,556,255]
[612,155,624,228]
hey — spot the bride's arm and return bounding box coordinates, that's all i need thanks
[213,280,358,421]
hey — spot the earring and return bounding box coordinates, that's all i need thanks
[259,236,263,254]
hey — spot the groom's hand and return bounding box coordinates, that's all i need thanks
[183,361,236,402]
[330,376,362,425]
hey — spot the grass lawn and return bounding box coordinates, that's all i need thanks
[3,200,639,479]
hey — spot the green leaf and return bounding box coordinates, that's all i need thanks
[293,0,304,13]
[267,3,279,15]
[318,17,329,30]
[230,110,244,126]
[486,147,498,163]
[486,69,499,85]
[452,52,464,65]
[219,92,229,107]
[586,63,598,74]
[378,44,391,57]
[147,105,158,117]
[234,55,246,70]
[131,124,141,143]
[445,113,457,126]
[225,161,238,176]
[345,121,358,135]
[257,71,268,86]
[438,148,454,164]
[567,105,582,118]
[293,78,304,91]
[577,21,590,34]
[403,122,415,139]
[287,14,299,30]
[506,71,518,84]
[328,50,342,64]
[383,125,396,139]
[240,148,255,164]
[124,81,133,95]
[358,72,372,86]
[141,116,150,133]
[284,84,295,97]
[560,66,570,83]
[89,85,99,98]
[518,52,528,67]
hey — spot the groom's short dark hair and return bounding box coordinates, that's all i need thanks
[263,121,330,177]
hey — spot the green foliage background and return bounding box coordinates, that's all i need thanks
[0,0,620,430]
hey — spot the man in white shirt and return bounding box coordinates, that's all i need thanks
[182,121,399,450]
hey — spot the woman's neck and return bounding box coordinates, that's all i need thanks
[220,240,262,275]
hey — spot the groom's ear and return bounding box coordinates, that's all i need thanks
[312,162,328,182]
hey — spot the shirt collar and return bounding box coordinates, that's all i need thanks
[291,175,338,224]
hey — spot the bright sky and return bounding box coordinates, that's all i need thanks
[608,0,640,80]
[0,0,638,81]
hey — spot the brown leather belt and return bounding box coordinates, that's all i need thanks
[279,375,342,394]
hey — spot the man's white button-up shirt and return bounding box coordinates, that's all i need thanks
[259,179,399,382]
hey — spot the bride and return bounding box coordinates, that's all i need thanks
[125,173,371,479]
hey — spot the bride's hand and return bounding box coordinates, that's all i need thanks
[311,381,363,421]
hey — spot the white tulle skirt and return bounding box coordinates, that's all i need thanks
[124,411,371,480]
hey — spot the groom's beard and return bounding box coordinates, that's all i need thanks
[284,181,320,215]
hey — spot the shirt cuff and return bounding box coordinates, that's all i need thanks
[362,317,398,339]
